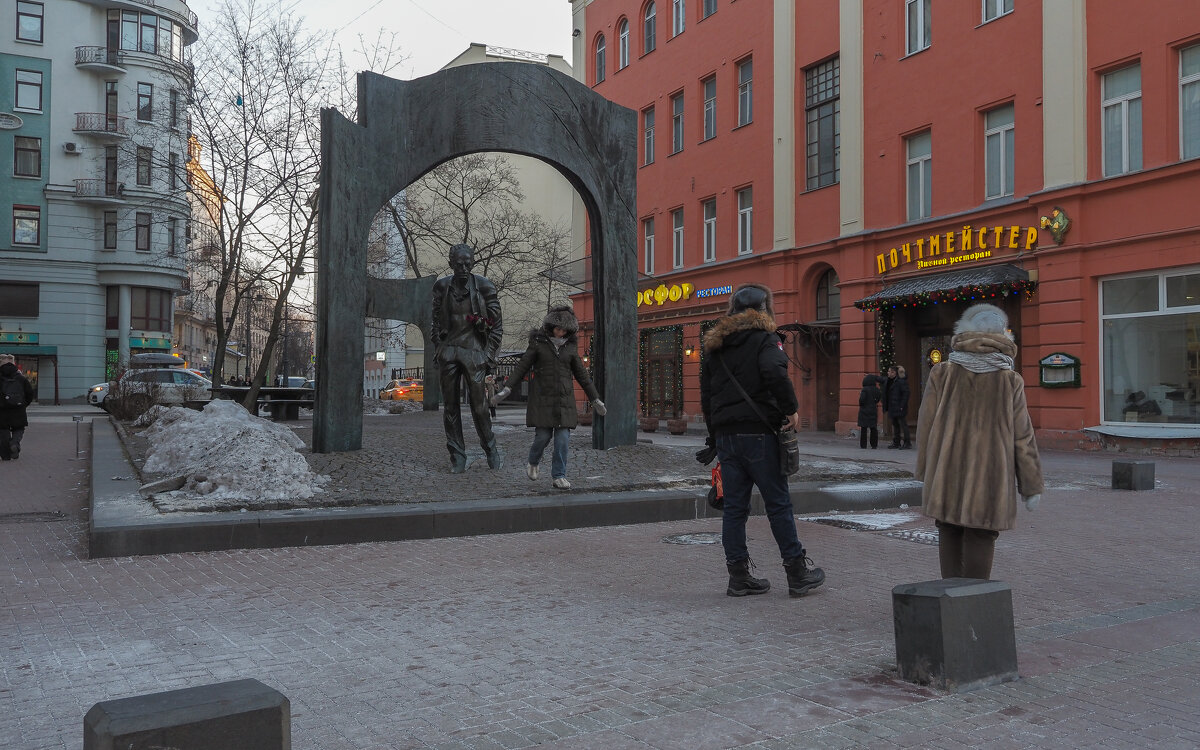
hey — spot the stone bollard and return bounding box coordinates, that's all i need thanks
[1112,459,1155,490]
[892,578,1018,692]
[84,678,290,750]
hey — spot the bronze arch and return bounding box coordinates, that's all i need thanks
[314,64,638,452]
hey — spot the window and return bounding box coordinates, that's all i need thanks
[16,1,43,43]
[737,58,753,126]
[702,0,717,20]
[702,199,717,262]
[906,131,932,221]
[594,35,606,84]
[136,212,151,251]
[671,92,684,153]
[167,217,178,255]
[104,211,117,249]
[15,69,42,111]
[701,76,717,141]
[0,283,38,317]
[131,288,171,331]
[906,0,931,54]
[1102,64,1142,176]
[137,82,153,121]
[137,146,152,186]
[737,187,753,254]
[671,208,684,267]
[169,89,180,129]
[140,12,157,53]
[984,104,1015,199]
[120,11,137,51]
[982,0,1013,22]
[13,205,40,245]
[14,136,40,177]
[158,17,172,58]
[815,269,841,320]
[169,152,179,190]
[672,0,685,37]
[805,57,840,189]
[644,217,655,274]
[1101,269,1200,425]
[1181,45,1200,160]
[618,19,629,69]
[643,106,655,165]
[644,2,656,54]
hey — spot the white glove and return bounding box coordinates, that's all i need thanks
[591,399,607,416]
[490,387,511,407]
[1023,494,1041,511]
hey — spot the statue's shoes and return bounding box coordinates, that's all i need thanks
[486,448,503,470]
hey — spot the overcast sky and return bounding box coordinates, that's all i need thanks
[192,0,576,79]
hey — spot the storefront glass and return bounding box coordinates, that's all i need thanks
[1101,270,1200,424]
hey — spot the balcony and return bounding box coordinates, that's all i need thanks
[74,113,130,140]
[74,46,126,74]
[74,179,127,205]
[75,0,199,43]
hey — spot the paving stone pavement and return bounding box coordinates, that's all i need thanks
[2,407,1199,749]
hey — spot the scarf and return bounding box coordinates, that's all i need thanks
[948,350,1014,373]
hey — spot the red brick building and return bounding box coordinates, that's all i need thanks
[569,0,1200,451]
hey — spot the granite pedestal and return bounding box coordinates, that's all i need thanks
[1112,459,1155,490]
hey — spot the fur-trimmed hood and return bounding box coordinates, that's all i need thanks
[950,331,1017,358]
[542,305,579,334]
[703,309,776,353]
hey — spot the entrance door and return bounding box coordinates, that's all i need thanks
[642,327,682,418]
[813,332,840,431]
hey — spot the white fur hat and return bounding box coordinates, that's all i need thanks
[954,303,1008,335]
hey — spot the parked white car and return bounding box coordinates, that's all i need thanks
[98,368,213,413]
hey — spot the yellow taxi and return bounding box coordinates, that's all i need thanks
[380,379,423,401]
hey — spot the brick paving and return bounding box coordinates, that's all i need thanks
[2,407,1199,749]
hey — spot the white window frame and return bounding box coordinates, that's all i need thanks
[643,107,655,165]
[702,0,717,20]
[16,1,44,43]
[906,131,932,221]
[618,19,630,69]
[644,1,656,54]
[1180,45,1200,160]
[643,217,655,274]
[702,76,717,141]
[982,0,1013,23]
[671,92,684,154]
[984,104,1015,199]
[737,58,753,126]
[15,69,42,112]
[672,0,685,37]
[1102,64,1142,177]
[702,199,717,262]
[737,187,753,255]
[671,209,684,268]
[595,35,606,84]
[906,0,931,55]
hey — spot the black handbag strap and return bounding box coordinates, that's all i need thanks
[717,354,780,435]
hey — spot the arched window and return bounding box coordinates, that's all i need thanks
[618,19,630,69]
[595,34,606,84]
[816,269,841,320]
[644,2,657,54]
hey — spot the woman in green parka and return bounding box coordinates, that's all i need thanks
[492,305,606,489]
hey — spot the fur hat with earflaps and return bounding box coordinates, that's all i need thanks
[727,283,776,319]
[542,304,579,334]
[0,354,14,365]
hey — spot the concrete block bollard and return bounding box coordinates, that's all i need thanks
[84,678,290,750]
[892,578,1018,692]
[1112,460,1155,490]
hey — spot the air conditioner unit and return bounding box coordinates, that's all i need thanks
[63,142,81,154]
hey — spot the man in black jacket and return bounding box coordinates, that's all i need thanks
[0,354,35,460]
[883,365,912,449]
[700,284,825,598]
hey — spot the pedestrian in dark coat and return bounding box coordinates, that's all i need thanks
[0,354,35,460]
[884,365,912,448]
[493,305,605,490]
[856,374,882,449]
[700,283,825,598]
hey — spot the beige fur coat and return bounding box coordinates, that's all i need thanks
[915,332,1044,531]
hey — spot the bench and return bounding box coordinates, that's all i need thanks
[212,386,314,421]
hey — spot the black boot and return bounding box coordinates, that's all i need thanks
[783,556,826,597]
[726,558,770,597]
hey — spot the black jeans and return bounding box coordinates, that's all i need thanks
[0,427,24,459]
[890,416,910,446]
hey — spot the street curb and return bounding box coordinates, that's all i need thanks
[88,419,922,558]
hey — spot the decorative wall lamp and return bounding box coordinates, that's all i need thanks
[684,344,695,356]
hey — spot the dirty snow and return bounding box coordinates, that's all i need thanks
[803,510,922,530]
[140,400,328,502]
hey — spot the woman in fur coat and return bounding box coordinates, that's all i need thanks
[493,305,605,490]
[915,303,1044,579]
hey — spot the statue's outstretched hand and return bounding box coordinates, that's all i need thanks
[591,399,607,416]
[490,387,511,407]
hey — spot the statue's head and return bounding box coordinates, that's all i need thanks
[448,244,474,281]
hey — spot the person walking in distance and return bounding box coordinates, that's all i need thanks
[856,374,883,449]
[0,354,35,460]
[884,365,912,449]
[700,283,825,598]
[492,305,605,490]
[916,304,1044,579]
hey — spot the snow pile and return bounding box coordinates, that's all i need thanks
[141,399,328,501]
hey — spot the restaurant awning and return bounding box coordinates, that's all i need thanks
[854,263,1034,312]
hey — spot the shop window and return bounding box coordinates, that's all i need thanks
[906,0,931,54]
[0,282,38,317]
[984,103,1015,199]
[805,57,840,189]
[1101,269,1200,425]
[816,269,841,321]
[1181,45,1200,160]
[1102,64,1142,177]
[906,131,932,221]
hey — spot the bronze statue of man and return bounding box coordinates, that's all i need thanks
[430,244,504,473]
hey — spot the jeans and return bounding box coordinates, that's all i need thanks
[890,416,911,446]
[716,433,804,564]
[529,426,570,479]
[0,427,23,460]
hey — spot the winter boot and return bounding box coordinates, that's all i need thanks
[726,558,770,597]
[782,556,826,597]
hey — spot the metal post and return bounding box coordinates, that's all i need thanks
[73,414,83,457]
